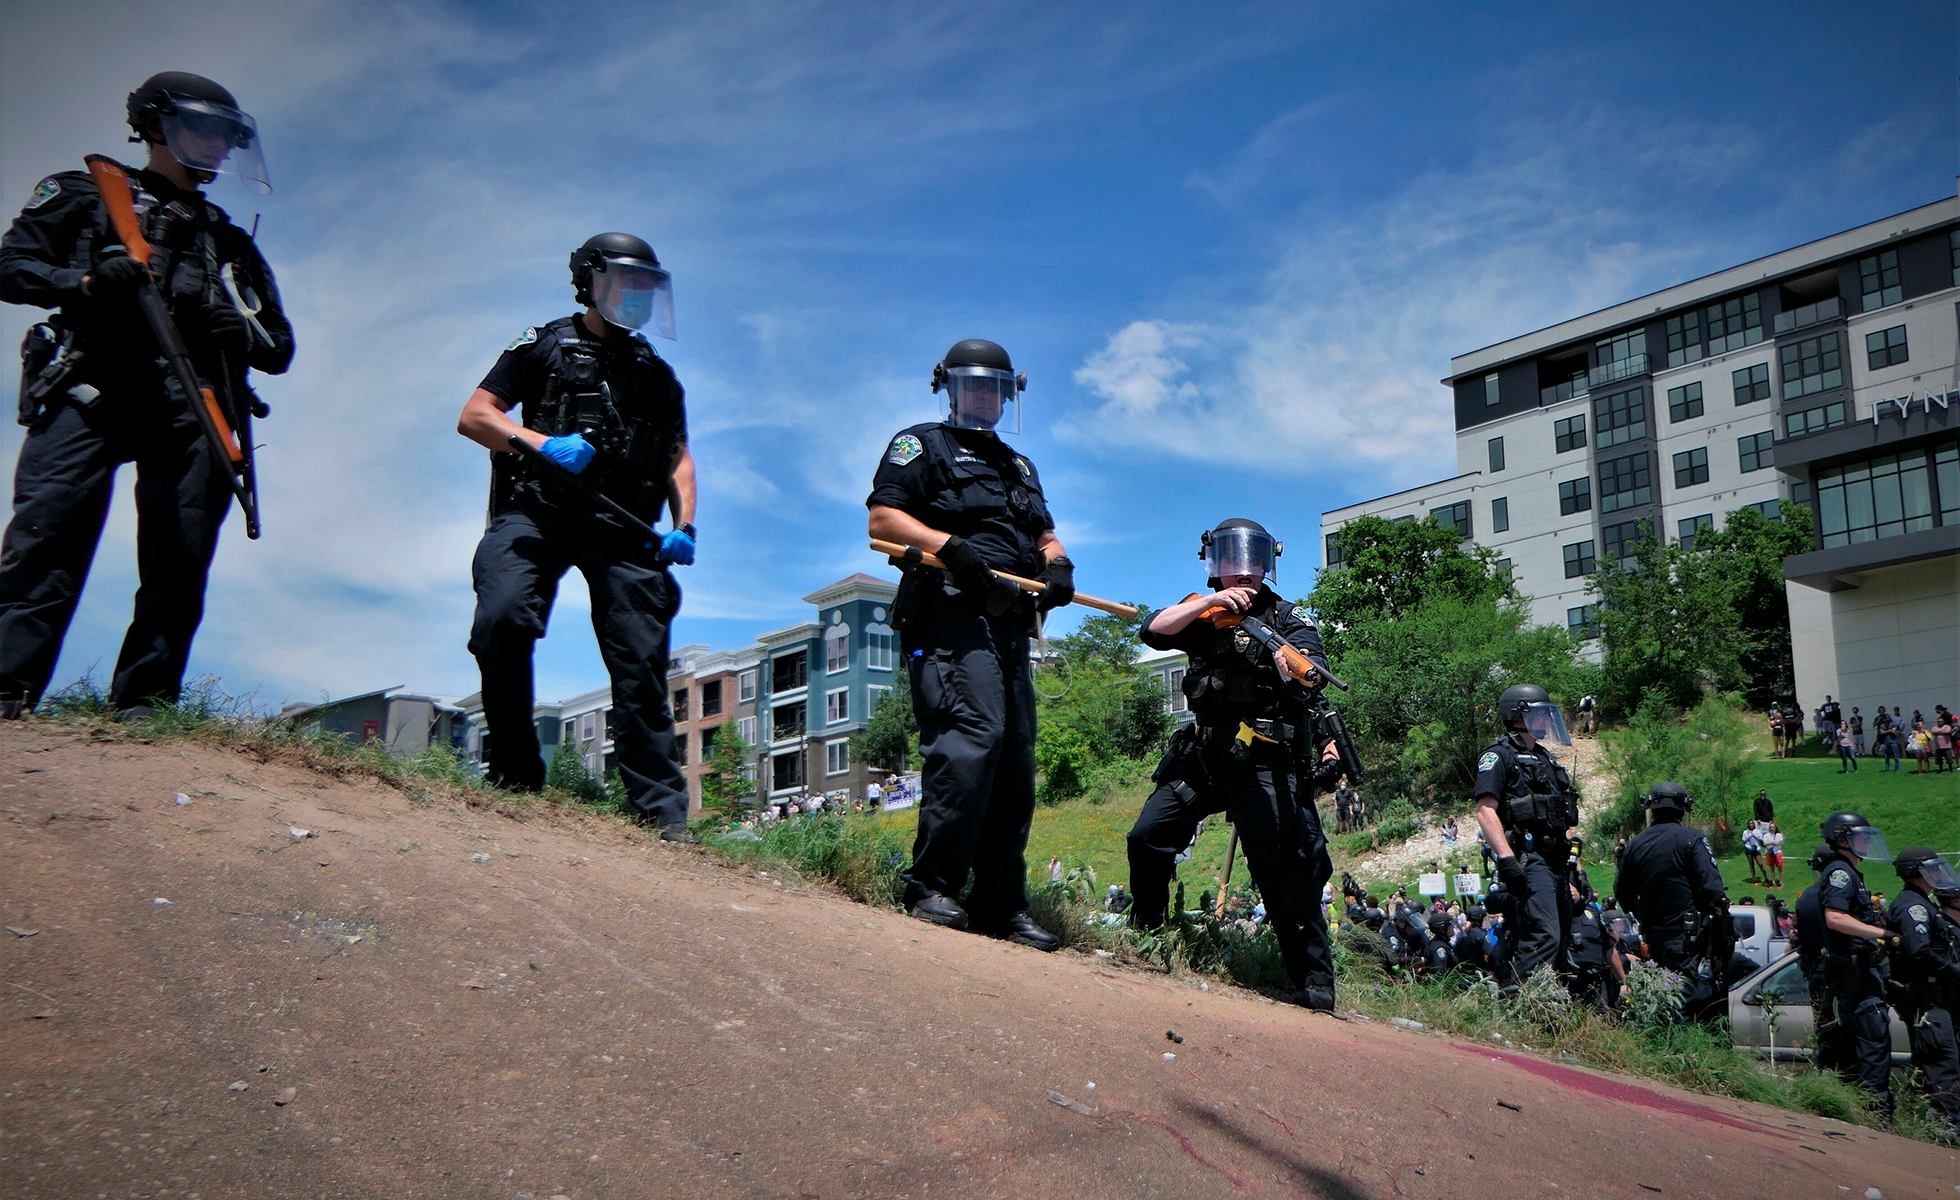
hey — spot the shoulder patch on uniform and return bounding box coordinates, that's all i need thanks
[1910,903,1930,922]
[1293,604,1315,624]
[1477,751,1500,773]
[25,177,60,210]
[1828,868,1851,887]
[886,434,924,466]
[505,327,538,353]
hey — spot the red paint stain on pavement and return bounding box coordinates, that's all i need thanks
[1484,1048,1789,1138]
[1134,1115,1251,1191]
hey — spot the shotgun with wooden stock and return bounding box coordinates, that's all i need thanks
[83,155,261,538]
[868,538,1137,617]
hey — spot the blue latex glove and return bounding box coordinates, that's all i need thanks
[660,528,696,565]
[539,434,595,474]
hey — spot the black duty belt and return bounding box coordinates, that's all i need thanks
[1198,718,1296,742]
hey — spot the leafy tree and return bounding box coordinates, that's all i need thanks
[698,725,757,822]
[1593,690,1751,850]
[1032,603,1172,804]
[1048,606,1153,672]
[1693,503,1813,708]
[1590,520,1748,713]
[1307,514,1515,661]
[547,737,607,806]
[848,668,918,774]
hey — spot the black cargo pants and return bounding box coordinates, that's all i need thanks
[0,398,230,714]
[1127,730,1334,990]
[1828,963,1895,1113]
[899,588,1037,921]
[469,499,688,827]
[1502,848,1571,986]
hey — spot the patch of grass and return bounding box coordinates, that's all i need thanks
[703,812,910,907]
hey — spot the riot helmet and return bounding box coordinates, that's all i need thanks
[1806,843,1834,873]
[570,233,675,338]
[1820,811,1891,863]
[1893,848,1960,898]
[126,72,268,195]
[1201,518,1281,586]
[932,339,1024,433]
[1641,781,1693,813]
[1497,683,1570,745]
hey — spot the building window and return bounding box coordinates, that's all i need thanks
[825,629,850,673]
[1858,249,1902,311]
[1703,292,1762,355]
[825,740,850,776]
[866,627,895,670]
[772,750,804,792]
[1593,387,1648,450]
[1663,311,1699,368]
[1952,230,1960,286]
[699,725,718,759]
[1165,668,1187,713]
[1598,452,1653,514]
[1491,497,1509,533]
[1738,430,1774,473]
[1324,533,1343,568]
[1783,401,1848,438]
[1865,325,1908,370]
[563,719,576,745]
[1554,414,1587,453]
[700,679,723,717]
[1744,499,1781,519]
[672,687,689,723]
[1558,477,1591,515]
[772,651,807,693]
[737,715,758,745]
[604,708,616,743]
[1677,513,1713,550]
[1483,372,1501,407]
[1666,381,1703,423]
[738,670,756,703]
[1603,519,1646,567]
[1940,445,1960,527]
[1566,605,1600,639]
[1596,327,1646,369]
[1432,501,1471,538]
[1672,446,1709,488]
[1732,362,1770,405]
[1816,449,1936,549]
[772,701,805,740]
[1495,557,1513,580]
[1487,437,1505,473]
[1562,540,1596,578]
[581,712,596,742]
[1779,331,1843,400]
[825,688,849,724]
[675,732,688,766]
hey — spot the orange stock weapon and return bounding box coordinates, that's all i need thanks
[869,539,1137,617]
[84,155,260,538]
[1185,593,1347,691]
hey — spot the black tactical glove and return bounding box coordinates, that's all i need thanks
[1036,556,1075,613]
[203,302,253,357]
[936,536,993,594]
[1496,855,1530,897]
[1312,757,1344,793]
[85,254,149,297]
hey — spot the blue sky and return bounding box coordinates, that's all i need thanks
[1,1,1953,708]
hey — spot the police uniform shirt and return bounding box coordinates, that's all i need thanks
[1816,855,1877,957]
[1472,735,1575,814]
[1,166,293,393]
[1612,821,1726,939]
[1571,907,1609,968]
[867,423,1053,579]
[1889,888,1960,999]
[1139,586,1329,722]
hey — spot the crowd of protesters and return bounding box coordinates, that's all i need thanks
[1770,698,1953,773]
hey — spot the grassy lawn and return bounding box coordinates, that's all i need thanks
[1707,741,1960,905]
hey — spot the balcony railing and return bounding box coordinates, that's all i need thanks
[1539,377,1588,406]
[1772,295,1842,335]
[1587,353,1650,388]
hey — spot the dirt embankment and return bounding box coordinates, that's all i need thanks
[2,722,1952,1199]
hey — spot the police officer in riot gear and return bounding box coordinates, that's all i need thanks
[1814,811,1903,1120]
[458,232,696,834]
[1885,848,1960,1141]
[1125,519,1344,1009]
[1568,881,1620,1011]
[1612,782,1732,1020]
[0,71,293,720]
[1472,684,1581,986]
[867,339,1072,948]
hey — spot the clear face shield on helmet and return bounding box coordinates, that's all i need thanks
[1203,526,1277,586]
[157,96,269,195]
[591,257,675,338]
[1912,855,1960,894]
[941,366,1021,433]
[1840,826,1892,862]
[1521,702,1572,746]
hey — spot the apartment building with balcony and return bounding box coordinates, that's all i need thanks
[1322,196,1959,716]
[755,574,900,806]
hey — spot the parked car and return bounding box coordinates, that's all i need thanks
[1725,904,1789,973]
[1728,953,1910,1065]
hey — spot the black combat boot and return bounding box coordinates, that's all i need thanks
[976,910,1060,951]
[908,892,970,930]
